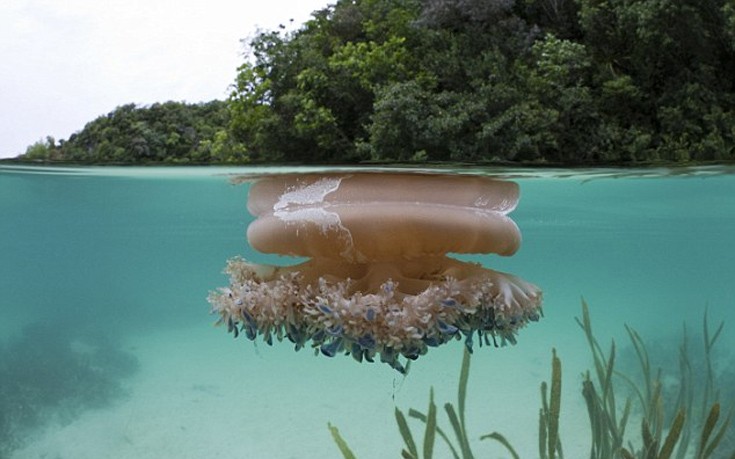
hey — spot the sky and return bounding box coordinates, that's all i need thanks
[0,0,330,158]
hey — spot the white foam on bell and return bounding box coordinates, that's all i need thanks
[273,177,342,212]
[272,176,361,261]
[273,177,343,233]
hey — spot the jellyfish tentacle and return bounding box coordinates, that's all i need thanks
[208,255,542,369]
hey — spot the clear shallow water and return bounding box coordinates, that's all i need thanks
[1,165,734,458]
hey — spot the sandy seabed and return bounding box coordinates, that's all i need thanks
[11,321,595,459]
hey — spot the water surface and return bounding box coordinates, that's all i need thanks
[1,165,734,458]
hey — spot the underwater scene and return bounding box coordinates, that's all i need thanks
[1,164,735,459]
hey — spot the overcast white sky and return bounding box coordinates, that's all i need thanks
[0,0,330,158]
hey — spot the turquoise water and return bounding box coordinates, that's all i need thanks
[1,165,734,458]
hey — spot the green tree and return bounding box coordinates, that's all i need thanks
[19,0,735,164]
[19,101,241,163]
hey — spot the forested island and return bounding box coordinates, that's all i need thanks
[19,101,247,164]
[12,0,735,165]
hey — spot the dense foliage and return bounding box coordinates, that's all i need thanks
[16,0,735,164]
[20,100,247,163]
[229,0,735,163]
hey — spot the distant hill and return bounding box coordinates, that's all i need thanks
[18,100,247,164]
[13,0,735,165]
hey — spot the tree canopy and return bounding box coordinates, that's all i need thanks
[20,101,246,164]
[16,0,735,165]
[228,0,735,164]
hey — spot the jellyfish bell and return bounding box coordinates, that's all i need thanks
[209,172,542,371]
[247,173,522,262]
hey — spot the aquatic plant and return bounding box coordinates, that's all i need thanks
[328,300,735,459]
[578,300,734,459]
[329,346,560,459]
[210,173,542,371]
[577,299,631,458]
[539,349,563,459]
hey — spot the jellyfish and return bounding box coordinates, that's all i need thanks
[208,172,542,371]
